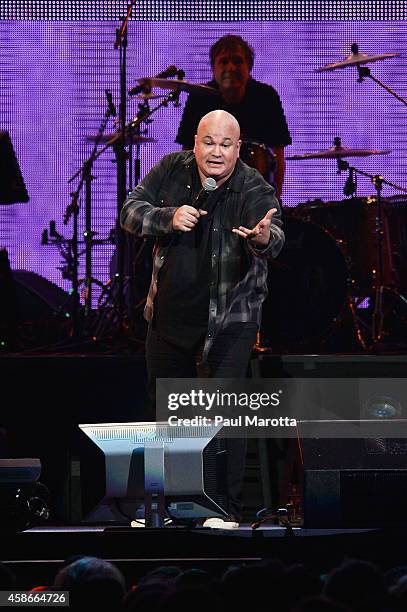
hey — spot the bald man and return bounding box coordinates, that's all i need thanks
[121,110,284,528]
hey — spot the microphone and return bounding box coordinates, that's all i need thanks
[128,65,180,96]
[105,89,117,116]
[193,177,217,210]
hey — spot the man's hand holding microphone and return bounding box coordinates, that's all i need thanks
[172,177,216,232]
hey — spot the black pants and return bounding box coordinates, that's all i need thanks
[146,323,258,520]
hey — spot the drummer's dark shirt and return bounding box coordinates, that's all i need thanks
[176,78,292,149]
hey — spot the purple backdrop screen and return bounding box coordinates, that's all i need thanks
[1,3,406,305]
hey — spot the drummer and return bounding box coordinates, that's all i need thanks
[176,34,292,199]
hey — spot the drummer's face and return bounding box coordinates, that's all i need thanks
[194,115,241,184]
[213,46,250,100]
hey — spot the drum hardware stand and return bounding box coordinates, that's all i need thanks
[62,90,117,340]
[316,43,406,109]
[94,87,183,342]
[122,97,153,335]
[344,294,369,352]
[317,290,369,353]
[107,1,138,340]
[342,165,357,198]
[337,158,407,347]
[41,220,84,283]
[352,44,407,109]
[321,267,370,353]
[41,221,115,296]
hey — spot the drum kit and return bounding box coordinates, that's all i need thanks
[44,38,407,352]
[262,45,407,353]
[261,155,407,354]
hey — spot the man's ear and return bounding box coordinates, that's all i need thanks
[193,134,197,153]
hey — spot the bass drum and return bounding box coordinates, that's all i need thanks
[294,197,395,293]
[261,216,350,352]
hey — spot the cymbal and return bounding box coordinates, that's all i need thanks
[86,133,157,145]
[286,147,391,160]
[136,77,219,96]
[315,51,399,73]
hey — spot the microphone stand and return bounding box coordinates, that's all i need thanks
[110,1,137,339]
[62,192,80,338]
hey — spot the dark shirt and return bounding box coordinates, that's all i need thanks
[155,164,229,348]
[176,78,292,149]
[120,151,284,362]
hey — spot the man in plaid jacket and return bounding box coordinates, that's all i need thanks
[121,110,284,527]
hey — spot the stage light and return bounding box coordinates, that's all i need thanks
[362,395,405,456]
[363,395,402,419]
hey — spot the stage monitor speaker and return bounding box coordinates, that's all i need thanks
[304,468,407,528]
[299,418,407,528]
[4,270,73,349]
[12,270,72,321]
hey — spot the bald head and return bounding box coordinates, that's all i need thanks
[194,110,241,185]
[197,110,241,140]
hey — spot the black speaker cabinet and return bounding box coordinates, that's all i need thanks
[304,468,407,528]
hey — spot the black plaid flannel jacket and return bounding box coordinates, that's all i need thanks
[120,150,284,361]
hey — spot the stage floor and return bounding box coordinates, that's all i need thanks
[3,523,407,590]
[2,353,407,588]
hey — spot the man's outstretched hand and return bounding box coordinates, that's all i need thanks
[232,208,278,247]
